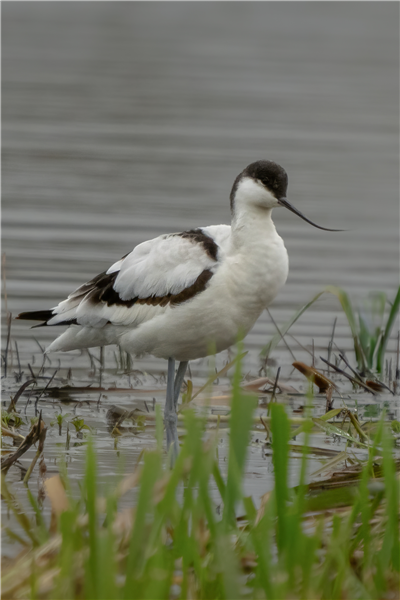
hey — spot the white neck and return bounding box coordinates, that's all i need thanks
[223,180,288,318]
[229,176,280,247]
[233,179,276,231]
[231,203,276,248]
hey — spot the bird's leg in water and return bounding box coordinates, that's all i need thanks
[174,361,188,408]
[165,357,178,460]
[164,359,188,464]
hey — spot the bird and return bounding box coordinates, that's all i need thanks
[17,160,340,459]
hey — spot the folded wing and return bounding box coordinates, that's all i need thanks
[17,227,230,331]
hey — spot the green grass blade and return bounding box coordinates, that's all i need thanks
[359,291,387,369]
[376,285,400,373]
[369,292,386,361]
[304,487,358,512]
[124,450,162,598]
[325,285,358,335]
[312,417,369,448]
[290,408,342,440]
[358,311,372,366]
[324,285,368,372]
[141,546,173,600]
[54,506,81,600]
[270,402,291,552]
[222,347,257,529]
[380,423,399,571]
[212,459,226,499]
[251,495,275,598]
[84,436,99,599]
[26,487,49,545]
[95,495,118,600]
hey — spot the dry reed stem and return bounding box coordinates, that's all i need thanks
[23,420,47,483]
[7,379,37,413]
[1,413,46,473]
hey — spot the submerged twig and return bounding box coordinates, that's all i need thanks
[111,409,131,435]
[338,352,364,383]
[338,351,391,393]
[288,334,313,357]
[14,341,22,381]
[23,414,47,484]
[34,370,58,414]
[319,356,377,395]
[32,338,51,366]
[1,412,46,473]
[271,367,281,401]
[7,379,37,413]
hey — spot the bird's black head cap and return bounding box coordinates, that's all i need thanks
[230,160,288,212]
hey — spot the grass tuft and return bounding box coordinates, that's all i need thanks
[262,285,400,376]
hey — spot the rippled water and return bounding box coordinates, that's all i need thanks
[2,3,399,557]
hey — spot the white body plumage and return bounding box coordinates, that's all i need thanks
[46,209,288,361]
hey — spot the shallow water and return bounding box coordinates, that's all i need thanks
[2,358,397,559]
[2,3,399,558]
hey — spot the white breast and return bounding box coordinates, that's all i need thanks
[117,218,288,361]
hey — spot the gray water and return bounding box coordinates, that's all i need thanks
[2,2,399,558]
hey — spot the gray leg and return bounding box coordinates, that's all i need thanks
[164,359,188,464]
[173,361,188,408]
[164,357,178,460]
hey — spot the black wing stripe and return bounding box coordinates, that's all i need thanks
[175,229,219,261]
[87,269,214,308]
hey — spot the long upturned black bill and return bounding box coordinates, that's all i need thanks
[278,197,343,232]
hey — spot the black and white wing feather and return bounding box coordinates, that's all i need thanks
[17,226,231,330]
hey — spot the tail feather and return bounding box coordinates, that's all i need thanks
[16,310,78,327]
[16,310,53,324]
